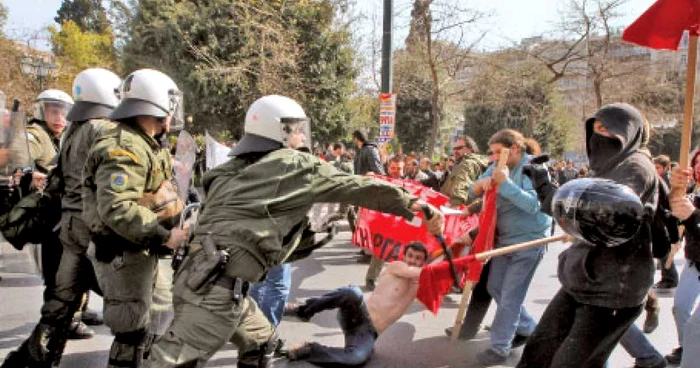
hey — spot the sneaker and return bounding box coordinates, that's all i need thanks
[366,280,376,291]
[654,281,678,290]
[643,306,660,334]
[81,309,103,326]
[665,347,683,365]
[67,321,94,340]
[476,348,507,366]
[283,303,310,322]
[511,334,529,349]
[285,342,312,361]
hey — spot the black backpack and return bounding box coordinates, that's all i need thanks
[650,179,680,258]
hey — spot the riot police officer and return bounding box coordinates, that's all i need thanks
[1,68,123,368]
[147,95,445,368]
[82,69,189,368]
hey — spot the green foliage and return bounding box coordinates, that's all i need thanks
[395,90,433,154]
[49,21,118,91]
[55,0,110,33]
[463,53,576,156]
[0,2,8,33]
[124,0,357,144]
[393,50,436,154]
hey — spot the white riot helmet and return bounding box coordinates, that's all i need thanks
[109,69,184,130]
[67,68,121,122]
[34,89,74,122]
[229,95,310,156]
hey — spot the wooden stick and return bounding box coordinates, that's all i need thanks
[678,34,698,169]
[474,234,568,261]
[451,281,474,342]
[498,149,509,169]
[450,148,509,342]
[668,34,698,266]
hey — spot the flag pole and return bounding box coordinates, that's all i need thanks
[450,149,509,342]
[678,33,698,170]
[667,32,699,268]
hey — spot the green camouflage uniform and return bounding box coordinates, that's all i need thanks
[26,122,59,173]
[83,122,179,368]
[440,152,488,206]
[147,148,417,368]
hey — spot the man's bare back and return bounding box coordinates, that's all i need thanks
[366,260,422,333]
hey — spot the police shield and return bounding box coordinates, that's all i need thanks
[173,130,196,202]
[0,100,31,179]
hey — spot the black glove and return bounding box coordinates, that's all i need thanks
[187,187,202,204]
[522,156,557,216]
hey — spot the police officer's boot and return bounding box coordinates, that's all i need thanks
[109,329,149,368]
[237,331,279,368]
[22,323,64,368]
[1,341,30,368]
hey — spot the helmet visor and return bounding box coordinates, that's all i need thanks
[280,117,311,151]
[38,100,72,122]
[169,89,185,131]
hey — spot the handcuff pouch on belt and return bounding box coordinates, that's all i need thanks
[185,232,231,294]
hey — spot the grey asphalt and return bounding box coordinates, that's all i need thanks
[0,228,686,367]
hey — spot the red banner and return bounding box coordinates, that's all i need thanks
[351,176,478,262]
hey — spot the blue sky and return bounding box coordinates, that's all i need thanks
[3,0,658,51]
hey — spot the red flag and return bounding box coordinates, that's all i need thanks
[351,176,478,261]
[416,188,498,314]
[622,0,700,50]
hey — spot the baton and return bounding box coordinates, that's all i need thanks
[422,205,461,290]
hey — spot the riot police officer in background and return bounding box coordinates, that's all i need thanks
[82,69,189,368]
[146,95,445,368]
[27,90,73,310]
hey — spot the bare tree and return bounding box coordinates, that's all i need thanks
[405,0,486,156]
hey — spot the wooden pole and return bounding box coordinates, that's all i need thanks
[450,148,509,342]
[667,34,699,268]
[678,34,698,169]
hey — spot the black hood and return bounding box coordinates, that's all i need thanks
[585,103,646,175]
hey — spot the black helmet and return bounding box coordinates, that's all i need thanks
[552,178,644,247]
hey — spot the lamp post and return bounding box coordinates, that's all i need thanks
[20,57,57,91]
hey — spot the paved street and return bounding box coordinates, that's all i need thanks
[0,227,687,367]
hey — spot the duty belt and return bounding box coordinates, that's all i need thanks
[215,274,250,302]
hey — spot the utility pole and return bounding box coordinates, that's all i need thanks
[381,0,393,94]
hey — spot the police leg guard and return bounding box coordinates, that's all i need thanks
[236,330,279,368]
[108,329,150,368]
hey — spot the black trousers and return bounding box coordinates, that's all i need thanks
[517,289,642,368]
[40,232,63,302]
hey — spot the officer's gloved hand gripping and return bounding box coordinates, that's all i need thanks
[411,200,445,235]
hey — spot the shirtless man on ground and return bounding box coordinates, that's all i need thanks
[284,241,428,366]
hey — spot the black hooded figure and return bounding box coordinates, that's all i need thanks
[517,103,659,368]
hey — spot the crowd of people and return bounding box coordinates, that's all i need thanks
[0,65,698,368]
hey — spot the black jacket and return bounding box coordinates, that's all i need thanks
[559,103,658,309]
[353,143,384,176]
[681,196,700,265]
